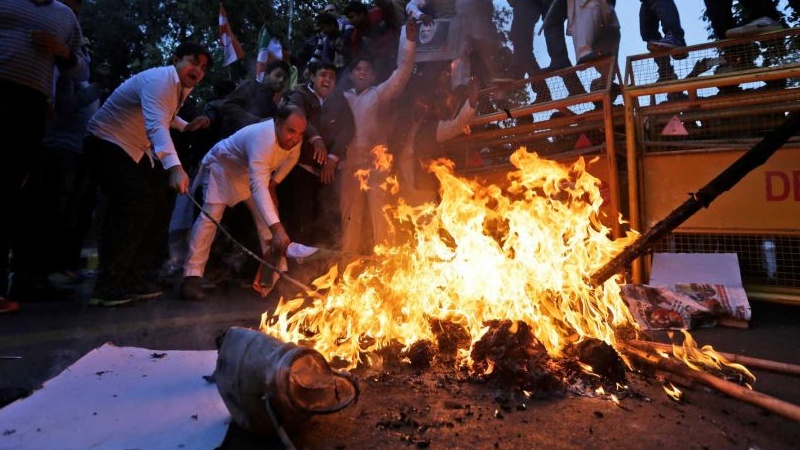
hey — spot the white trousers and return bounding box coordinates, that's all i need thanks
[183,197,272,278]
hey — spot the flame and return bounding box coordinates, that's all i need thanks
[577,361,597,375]
[670,330,756,384]
[354,146,396,193]
[662,382,683,402]
[261,148,640,369]
[372,145,393,172]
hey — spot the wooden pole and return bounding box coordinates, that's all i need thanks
[627,340,800,377]
[621,344,800,423]
[589,111,800,286]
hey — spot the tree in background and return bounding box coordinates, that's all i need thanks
[79,0,337,100]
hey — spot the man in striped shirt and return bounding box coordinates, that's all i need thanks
[0,0,86,313]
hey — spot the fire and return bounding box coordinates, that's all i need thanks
[670,330,755,385]
[662,381,684,402]
[261,148,640,369]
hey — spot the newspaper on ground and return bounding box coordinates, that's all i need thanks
[621,253,752,330]
[621,283,751,330]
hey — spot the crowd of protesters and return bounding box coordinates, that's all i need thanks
[0,0,794,312]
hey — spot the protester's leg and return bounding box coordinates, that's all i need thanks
[366,170,391,248]
[639,1,661,43]
[0,81,47,308]
[84,136,148,302]
[4,89,48,301]
[739,0,782,23]
[648,0,685,42]
[540,0,572,70]
[277,166,320,246]
[184,201,225,278]
[132,162,174,296]
[459,0,505,83]
[702,0,735,40]
[339,165,369,255]
[243,197,274,256]
[66,152,96,273]
[509,0,541,78]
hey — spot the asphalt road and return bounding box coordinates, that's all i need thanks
[1,267,800,449]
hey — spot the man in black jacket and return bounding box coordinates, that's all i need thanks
[278,60,356,248]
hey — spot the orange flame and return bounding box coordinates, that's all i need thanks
[354,169,371,191]
[261,149,640,369]
[371,145,393,172]
[670,330,755,385]
[662,381,683,402]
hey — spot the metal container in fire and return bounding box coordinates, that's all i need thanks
[215,327,359,435]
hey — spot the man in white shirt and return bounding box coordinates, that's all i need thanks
[84,42,212,306]
[180,105,307,301]
[339,17,418,256]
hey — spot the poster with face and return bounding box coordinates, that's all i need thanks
[405,19,464,63]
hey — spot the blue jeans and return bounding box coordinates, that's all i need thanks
[639,0,685,42]
[509,0,544,77]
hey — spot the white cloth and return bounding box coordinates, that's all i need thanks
[183,119,301,277]
[0,344,228,450]
[198,119,301,227]
[184,199,272,277]
[566,0,620,61]
[87,65,191,169]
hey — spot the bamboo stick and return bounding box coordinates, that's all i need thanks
[627,340,800,376]
[621,344,800,423]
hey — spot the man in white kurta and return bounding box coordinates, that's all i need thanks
[339,17,418,255]
[181,106,307,300]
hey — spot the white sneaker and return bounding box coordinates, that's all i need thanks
[726,17,784,39]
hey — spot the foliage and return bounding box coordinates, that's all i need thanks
[80,0,337,100]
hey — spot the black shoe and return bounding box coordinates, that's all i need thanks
[180,276,207,301]
[647,34,688,60]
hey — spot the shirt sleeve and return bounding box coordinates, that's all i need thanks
[246,135,281,226]
[405,0,427,20]
[272,145,301,185]
[436,101,476,142]
[375,37,416,103]
[144,71,182,169]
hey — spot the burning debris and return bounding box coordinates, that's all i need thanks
[470,320,566,395]
[250,147,800,431]
[261,149,640,372]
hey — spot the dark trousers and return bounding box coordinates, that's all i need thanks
[85,135,173,296]
[277,166,323,247]
[639,0,685,41]
[0,80,49,298]
[509,0,543,77]
[41,147,96,273]
[538,0,572,69]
